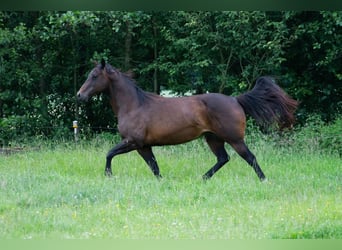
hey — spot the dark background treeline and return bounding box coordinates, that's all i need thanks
[0,11,341,143]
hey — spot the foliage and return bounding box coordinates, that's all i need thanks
[292,115,342,156]
[246,115,342,158]
[282,11,342,121]
[0,11,341,143]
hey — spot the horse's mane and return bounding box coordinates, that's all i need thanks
[108,65,158,105]
[122,69,135,79]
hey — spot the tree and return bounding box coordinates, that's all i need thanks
[281,11,342,120]
[0,11,341,143]
[142,11,288,95]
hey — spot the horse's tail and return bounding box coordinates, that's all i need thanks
[236,76,298,129]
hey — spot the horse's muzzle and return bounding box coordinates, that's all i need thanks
[77,92,89,102]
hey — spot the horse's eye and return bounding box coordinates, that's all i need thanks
[92,75,97,80]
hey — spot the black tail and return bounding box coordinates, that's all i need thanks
[237,76,298,129]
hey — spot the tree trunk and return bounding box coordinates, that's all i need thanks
[124,20,132,70]
[218,48,233,93]
[152,16,160,94]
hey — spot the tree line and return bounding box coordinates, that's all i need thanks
[0,11,341,143]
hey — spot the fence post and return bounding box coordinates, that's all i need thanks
[73,120,78,143]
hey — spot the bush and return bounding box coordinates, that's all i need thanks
[0,113,55,146]
[273,115,342,156]
[317,117,342,156]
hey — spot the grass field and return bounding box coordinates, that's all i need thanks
[0,127,341,239]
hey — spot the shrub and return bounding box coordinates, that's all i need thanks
[275,115,342,156]
[318,117,342,156]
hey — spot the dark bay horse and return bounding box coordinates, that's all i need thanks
[77,59,298,181]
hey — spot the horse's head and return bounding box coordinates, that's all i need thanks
[77,59,112,102]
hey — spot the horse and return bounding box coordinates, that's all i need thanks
[77,59,298,181]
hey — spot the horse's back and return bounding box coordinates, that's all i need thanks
[198,93,245,118]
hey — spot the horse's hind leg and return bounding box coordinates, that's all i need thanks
[137,146,162,179]
[230,140,266,181]
[203,133,230,180]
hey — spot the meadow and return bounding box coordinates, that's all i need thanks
[0,121,341,239]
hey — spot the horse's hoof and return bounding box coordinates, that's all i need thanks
[261,177,267,182]
[202,174,210,181]
[105,170,113,177]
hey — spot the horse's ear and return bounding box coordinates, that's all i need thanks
[101,58,106,69]
[93,61,98,67]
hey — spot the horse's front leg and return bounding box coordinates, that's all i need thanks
[105,139,139,176]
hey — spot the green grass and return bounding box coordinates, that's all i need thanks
[0,132,341,239]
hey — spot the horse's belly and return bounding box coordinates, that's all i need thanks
[146,123,206,146]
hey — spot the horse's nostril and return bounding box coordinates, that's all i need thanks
[77,92,89,102]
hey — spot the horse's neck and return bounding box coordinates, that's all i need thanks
[108,77,141,116]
